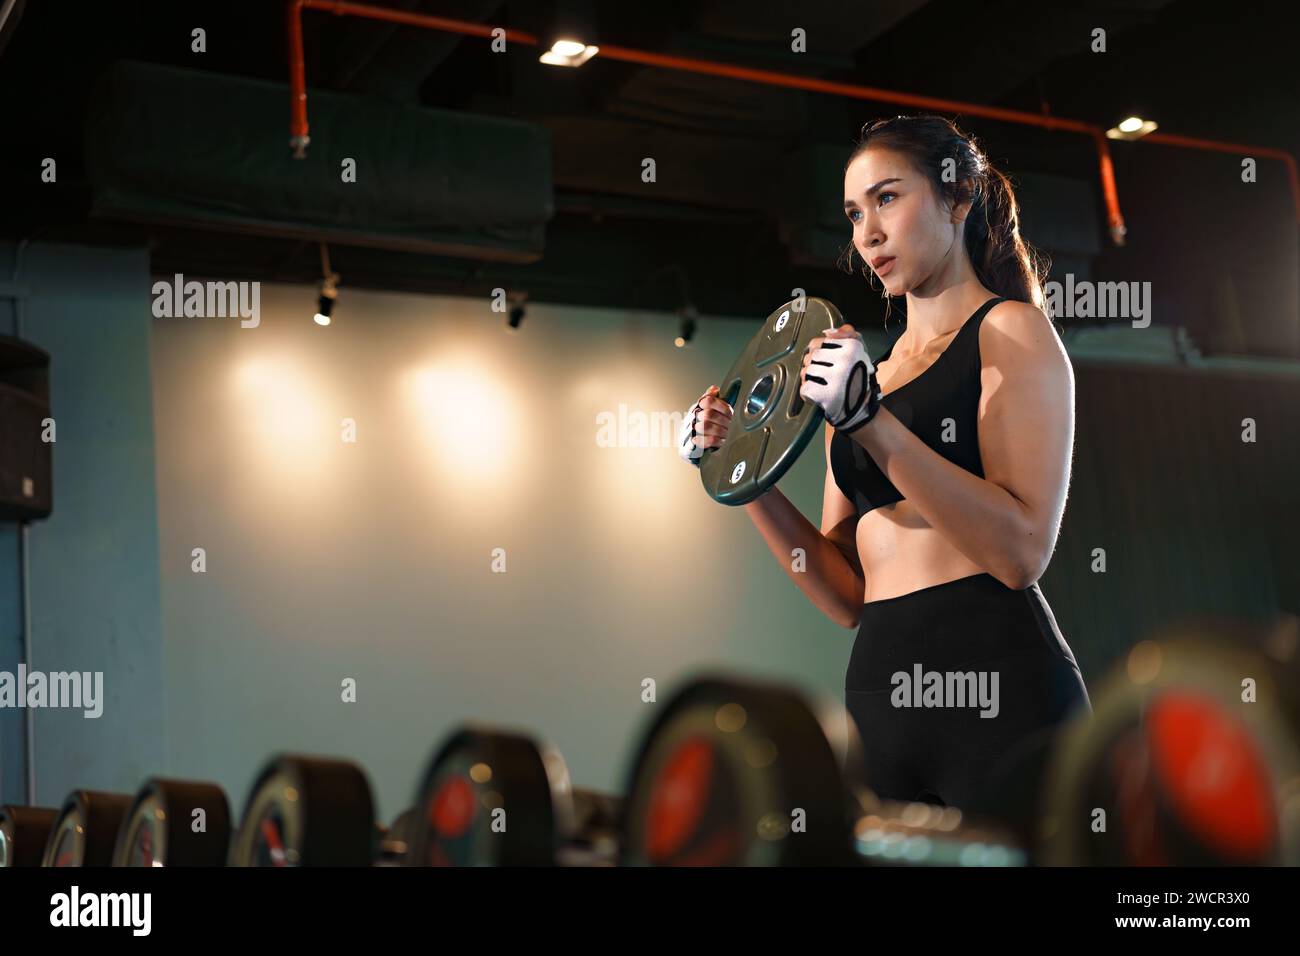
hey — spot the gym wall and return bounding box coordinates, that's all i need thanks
[0,239,166,808]
[148,281,855,823]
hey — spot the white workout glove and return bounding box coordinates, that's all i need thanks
[677,387,732,467]
[677,401,705,466]
[799,329,882,434]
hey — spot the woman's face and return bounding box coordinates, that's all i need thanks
[843,146,962,296]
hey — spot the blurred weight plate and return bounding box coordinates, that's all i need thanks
[408,727,566,866]
[1040,639,1300,865]
[0,805,58,868]
[111,778,231,867]
[407,725,621,866]
[41,790,133,867]
[619,675,858,865]
[230,755,375,867]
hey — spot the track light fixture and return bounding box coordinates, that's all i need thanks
[675,306,697,348]
[315,242,339,326]
[506,292,528,330]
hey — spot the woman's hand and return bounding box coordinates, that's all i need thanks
[798,324,881,433]
[677,385,734,466]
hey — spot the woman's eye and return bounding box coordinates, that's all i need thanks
[878,191,896,207]
[847,209,861,223]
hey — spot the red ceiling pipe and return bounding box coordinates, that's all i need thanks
[287,0,309,158]
[288,0,538,157]
[570,41,1122,243]
[595,43,1099,134]
[1092,133,1126,245]
[286,0,1300,242]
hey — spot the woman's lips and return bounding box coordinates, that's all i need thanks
[873,257,896,277]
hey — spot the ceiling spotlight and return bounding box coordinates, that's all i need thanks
[506,292,528,330]
[315,279,338,326]
[552,39,587,57]
[540,39,599,67]
[540,1,598,67]
[676,311,696,348]
[315,242,339,326]
[1106,115,1159,141]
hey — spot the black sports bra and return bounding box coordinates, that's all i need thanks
[830,297,1006,516]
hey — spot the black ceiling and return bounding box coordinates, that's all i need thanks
[2,0,1297,352]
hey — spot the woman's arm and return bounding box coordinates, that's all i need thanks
[742,424,865,628]
[846,301,1073,590]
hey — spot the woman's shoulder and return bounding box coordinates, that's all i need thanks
[984,297,1047,325]
[977,298,1070,376]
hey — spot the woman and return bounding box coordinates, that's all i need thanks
[680,116,1091,822]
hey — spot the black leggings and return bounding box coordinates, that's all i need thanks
[845,572,1091,828]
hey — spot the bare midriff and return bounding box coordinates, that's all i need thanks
[852,328,987,604]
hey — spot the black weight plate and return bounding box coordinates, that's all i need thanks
[0,805,58,868]
[1040,639,1300,865]
[41,790,133,867]
[406,726,571,866]
[231,755,375,867]
[111,778,232,867]
[619,675,858,865]
[699,298,842,505]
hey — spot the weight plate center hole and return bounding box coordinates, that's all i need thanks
[746,374,776,419]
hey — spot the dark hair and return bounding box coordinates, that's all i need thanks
[839,115,1049,311]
